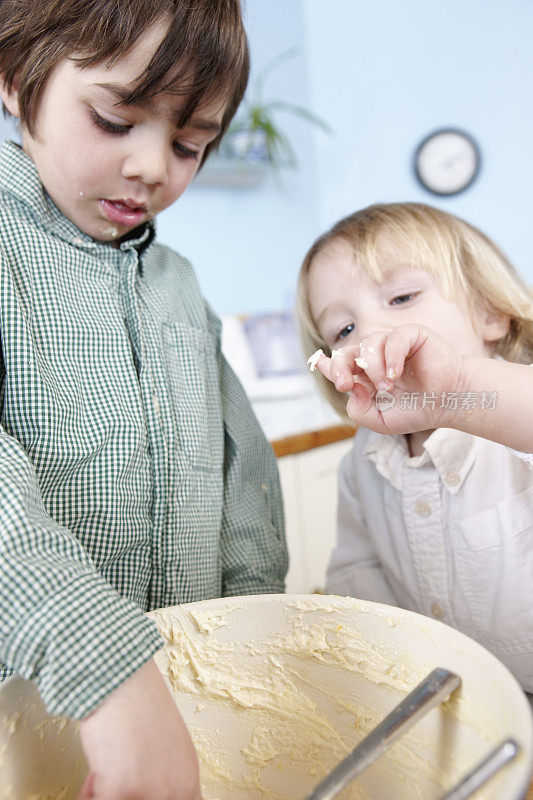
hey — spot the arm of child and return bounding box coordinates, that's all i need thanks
[215,328,288,596]
[0,428,203,800]
[455,355,533,451]
[326,447,398,605]
[78,659,202,800]
[0,429,162,718]
[311,324,533,451]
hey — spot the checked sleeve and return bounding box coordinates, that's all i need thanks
[0,428,162,719]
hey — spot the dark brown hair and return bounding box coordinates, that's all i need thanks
[0,0,249,164]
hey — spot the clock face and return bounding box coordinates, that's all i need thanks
[414,128,480,196]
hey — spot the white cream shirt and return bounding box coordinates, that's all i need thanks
[326,426,533,691]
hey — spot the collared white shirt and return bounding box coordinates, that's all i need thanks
[326,426,533,691]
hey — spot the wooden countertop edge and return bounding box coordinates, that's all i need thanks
[271,423,357,458]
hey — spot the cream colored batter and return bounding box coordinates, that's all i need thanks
[307,349,323,372]
[150,597,500,800]
[0,595,528,800]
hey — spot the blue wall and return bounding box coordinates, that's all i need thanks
[1,0,531,314]
[171,0,533,311]
[304,0,533,285]
[158,0,320,315]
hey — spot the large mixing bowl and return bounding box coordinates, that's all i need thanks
[148,594,533,800]
[0,594,532,799]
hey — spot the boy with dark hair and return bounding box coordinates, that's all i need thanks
[0,1,288,796]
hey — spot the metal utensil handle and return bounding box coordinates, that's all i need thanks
[305,667,461,800]
[437,738,520,800]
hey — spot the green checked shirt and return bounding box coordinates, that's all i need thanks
[0,140,287,719]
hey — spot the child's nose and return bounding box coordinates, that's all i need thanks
[122,142,169,187]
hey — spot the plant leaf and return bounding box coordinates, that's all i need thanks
[262,101,333,134]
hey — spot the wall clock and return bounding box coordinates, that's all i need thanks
[414,128,481,196]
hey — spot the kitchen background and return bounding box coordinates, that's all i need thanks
[0,0,531,589]
[1,0,531,315]
[172,0,533,314]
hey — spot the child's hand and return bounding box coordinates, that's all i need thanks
[311,324,466,434]
[78,659,203,800]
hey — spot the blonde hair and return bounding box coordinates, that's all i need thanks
[297,202,533,420]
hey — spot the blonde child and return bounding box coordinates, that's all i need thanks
[0,1,287,798]
[297,202,533,691]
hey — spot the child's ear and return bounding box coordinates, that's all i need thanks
[0,74,21,119]
[481,306,510,343]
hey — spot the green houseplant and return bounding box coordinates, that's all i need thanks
[219,48,331,171]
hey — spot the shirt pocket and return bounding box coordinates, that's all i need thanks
[455,487,533,653]
[161,322,224,472]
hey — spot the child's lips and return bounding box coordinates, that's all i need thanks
[100,198,148,226]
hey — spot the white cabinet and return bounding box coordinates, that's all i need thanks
[278,438,354,594]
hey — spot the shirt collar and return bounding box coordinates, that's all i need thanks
[363,427,479,493]
[0,139,155,261]
[0,139,47,220]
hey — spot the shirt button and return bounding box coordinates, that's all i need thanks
[445,472,460,487]
[414,500,432,517]
[431,602,444,619]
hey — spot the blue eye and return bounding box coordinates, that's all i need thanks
[90,109,130,135]
[338,324,355,340]
[391,292,417,306]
